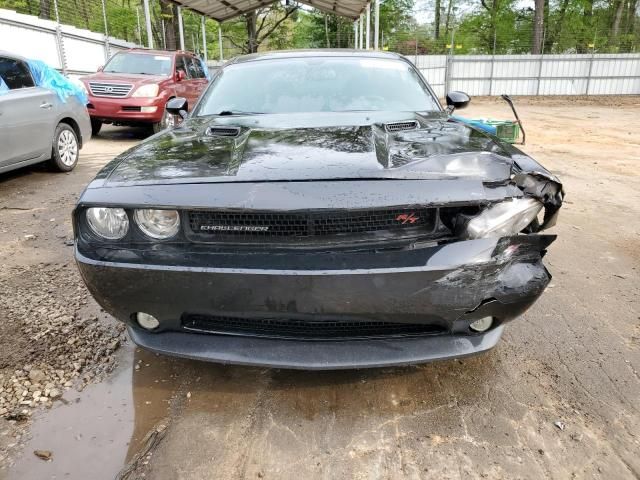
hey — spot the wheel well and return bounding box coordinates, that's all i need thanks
[59,118,82,148]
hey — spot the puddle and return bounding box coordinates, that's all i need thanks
[8,344,181,480]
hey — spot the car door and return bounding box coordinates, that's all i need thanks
[186,55,209,104]
[173,55,197,111]
[0,56,58,168]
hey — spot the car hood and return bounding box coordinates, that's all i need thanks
[81,72,168,85]
[96,112,523,187]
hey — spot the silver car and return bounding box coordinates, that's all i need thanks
[0,51,91,174]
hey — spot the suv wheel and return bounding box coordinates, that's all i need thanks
[49,123,79,172]
[91,119,102,136]
[152,106,176,134]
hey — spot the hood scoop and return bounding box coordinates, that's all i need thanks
[206,126,241,137]
[384,120,419,132]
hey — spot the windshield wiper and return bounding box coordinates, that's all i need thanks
[218,110,264,116]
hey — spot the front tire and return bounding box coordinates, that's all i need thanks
[90,119,102,136]
[151,106,176,134]
[49,123,79,172]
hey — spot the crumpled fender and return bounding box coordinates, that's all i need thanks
[511,154,564,230]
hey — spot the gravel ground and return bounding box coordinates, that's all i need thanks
[1,98,639,479]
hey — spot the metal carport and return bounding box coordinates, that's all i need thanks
[140,0,381,58]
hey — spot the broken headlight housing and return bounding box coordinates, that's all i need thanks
[464,197,543,239]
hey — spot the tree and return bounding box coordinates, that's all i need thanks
[532,0,545,53]
[224,3,300,54]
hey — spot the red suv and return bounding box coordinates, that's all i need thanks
[80,49,209,134]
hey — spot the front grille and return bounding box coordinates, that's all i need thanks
[88,82,133,98]
[207,126,241,137]
[385,120,419,132]
[182,314,445,340]
[187,207,437,242]
[121,106,141,112]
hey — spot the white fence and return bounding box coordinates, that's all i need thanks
[0,8,138,76]
[414,53,640,97]
[1,8,639,96]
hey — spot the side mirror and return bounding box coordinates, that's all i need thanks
[446,91,471,112]
[166,97,188,119]
[176,70,186,82]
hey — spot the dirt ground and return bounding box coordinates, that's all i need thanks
[0,97,639,480]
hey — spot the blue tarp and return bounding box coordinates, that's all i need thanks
[451,115,498,135]
[26,59,88,105]
[199,57,211,80]
[0,75,8,95]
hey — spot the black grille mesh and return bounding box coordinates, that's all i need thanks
[187,207,436,240]
[182,314,445,340]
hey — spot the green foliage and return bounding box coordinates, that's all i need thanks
[0,0,637,56]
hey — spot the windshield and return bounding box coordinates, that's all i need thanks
[196,57,440,115]
[104,53,172,76]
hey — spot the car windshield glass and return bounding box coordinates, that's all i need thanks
[196,57,439,115]
[104,53,172,76]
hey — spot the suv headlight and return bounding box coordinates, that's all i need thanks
[86,207,129,240]
[465,198,543,239]
[134,209,180,239]
[132,84,160,98]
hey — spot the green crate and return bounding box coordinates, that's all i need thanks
[485,120,521,144]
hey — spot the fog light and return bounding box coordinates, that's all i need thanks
[469,316,493,332]
[136,312,159,330]
[140,106,158,113]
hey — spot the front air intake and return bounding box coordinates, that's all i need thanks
[384,120,419,132]
[206,126,241,137]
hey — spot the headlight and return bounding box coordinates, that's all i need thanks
[134,209,180,239]
[132,84,160,98]
[465,198,543,239]
[86,207,129,240]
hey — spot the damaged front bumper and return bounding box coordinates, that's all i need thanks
[76,234,554,369]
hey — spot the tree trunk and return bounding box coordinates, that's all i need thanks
[245,11,258,53]
[546,0,569,51]
[532,0,545,53]
[628,0,638,34]
[159,2,177,50]
[444,0,454,37]
[336,17,341,48]
[324,14,330,48]
[611,0,625,40]
[39,0,51,20]
[434,0,441,39]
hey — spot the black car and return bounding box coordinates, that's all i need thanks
[74,50,563,369]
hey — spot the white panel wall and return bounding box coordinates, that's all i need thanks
[408,53,640,96]
[0,8,139,75]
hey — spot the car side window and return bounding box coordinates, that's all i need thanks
[0,57,35,90]
[175,56,191,79]
[192,58,207,79]
[185,57,202,79]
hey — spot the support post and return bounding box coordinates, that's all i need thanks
[136,8,142,45]
[489,29,496,96]
[143,0,153,48]
[100,0,110,60]
[218,22,224,61]
[359,14,363,49]
[52,0,67,74]
[535,28,546,95]
[585,31,597,95]
[374,0,380,50]
[365,3,370,50]
[177,6,185,50]
[444,29,455,94]
[201,16,207,62]
[354,20,358,49]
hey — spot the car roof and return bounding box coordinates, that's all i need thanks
[230,49,406,65]
[0,51,28,62]
[122,48,198,57]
